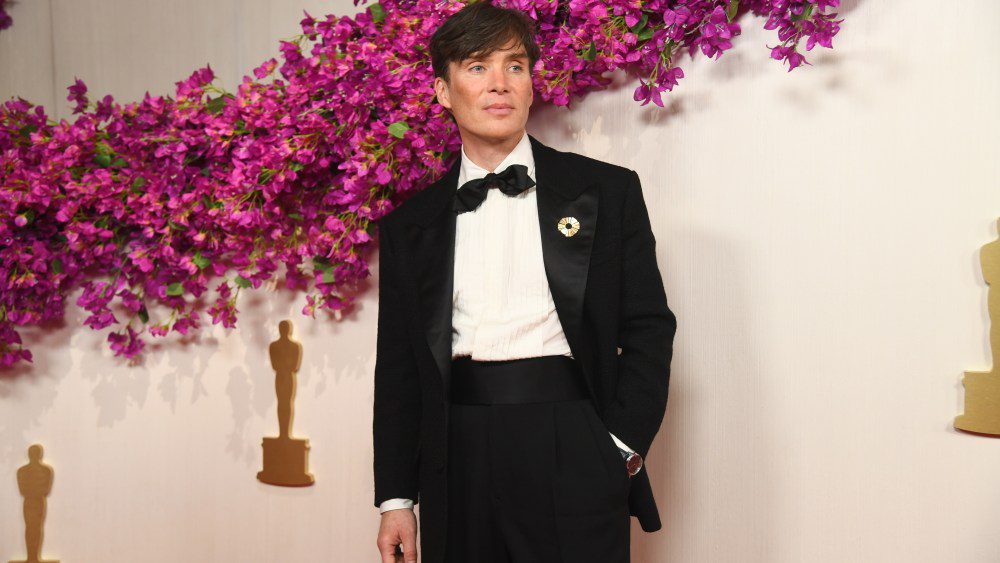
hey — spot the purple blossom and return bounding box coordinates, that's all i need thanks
[107,325,145,359]
[67,78,89,114]
[0,0,11,31]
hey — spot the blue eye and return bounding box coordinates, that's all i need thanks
[470,63,525,73]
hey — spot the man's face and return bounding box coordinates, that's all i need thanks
[434,40,534,142]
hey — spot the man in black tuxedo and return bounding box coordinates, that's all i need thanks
[374,2,677,562]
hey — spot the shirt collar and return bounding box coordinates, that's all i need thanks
[457,130,535,189]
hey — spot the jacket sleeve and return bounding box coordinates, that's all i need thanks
[372,216,423,508]
[602,169,678,460]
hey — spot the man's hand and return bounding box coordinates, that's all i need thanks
[377,508,418,562]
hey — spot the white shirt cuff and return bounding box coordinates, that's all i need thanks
[379,498,414,513]
[609,431,636,455]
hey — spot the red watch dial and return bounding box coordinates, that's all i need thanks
[625,453,643,476]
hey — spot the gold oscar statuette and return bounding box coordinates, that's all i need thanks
[257,319,316,486]
[8,444,59,563]
[955,217,1000,436]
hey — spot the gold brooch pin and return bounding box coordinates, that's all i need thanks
[557,216,580,237]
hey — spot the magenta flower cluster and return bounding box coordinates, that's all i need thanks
[0,0,842,368]
[0,0,12,32]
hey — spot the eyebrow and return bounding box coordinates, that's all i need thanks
[464,51,529,63]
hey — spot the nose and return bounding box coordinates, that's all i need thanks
[488,65,510,93]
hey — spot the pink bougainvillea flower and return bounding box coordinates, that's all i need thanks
[0,0,12,31]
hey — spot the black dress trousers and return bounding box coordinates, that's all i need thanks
[444,355,632,562]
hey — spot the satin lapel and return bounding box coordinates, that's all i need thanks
[528,134,599,395]
[403,157,461,396]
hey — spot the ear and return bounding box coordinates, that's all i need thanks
[434,76,451,110]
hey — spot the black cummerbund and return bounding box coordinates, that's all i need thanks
[450,354,589,405]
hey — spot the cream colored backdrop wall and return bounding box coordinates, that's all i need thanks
[2,0,999,561]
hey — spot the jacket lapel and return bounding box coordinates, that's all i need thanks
[403,157,460,397]
[530,134,599,395]
[402,133,600,400]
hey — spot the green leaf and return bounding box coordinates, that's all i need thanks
[637,28,654,42]
[206,94,230,115]
[582,42,597,61]
[132,176,147,191]
[629,12,649,34]
[111,158,128,168]
[791,2,813,21]
[202,194,224,209]
[727,0,739,22]
[168,220,186,231]
[52,257,63,274]
[288,212,303,221]
[166,282,184,296]
[369,3,385,24]
[234,275,252,288]
[138,305,149,324]
[313,255,335,283]
[94,152,112,168]
[388,121,409,139]
[192,252,210,270]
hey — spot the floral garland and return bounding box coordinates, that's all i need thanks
[0,0,842,368]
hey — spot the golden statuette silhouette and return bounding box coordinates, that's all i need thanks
[955,218,1000,436]
[8,444,59,563]
[257,319,316,486]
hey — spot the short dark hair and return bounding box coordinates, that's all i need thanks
[429,0,541,84]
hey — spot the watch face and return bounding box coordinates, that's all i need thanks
[625,454,643,476]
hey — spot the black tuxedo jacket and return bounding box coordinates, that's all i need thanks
[373,133,677,557]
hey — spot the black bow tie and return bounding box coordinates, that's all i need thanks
[452,163,536,214]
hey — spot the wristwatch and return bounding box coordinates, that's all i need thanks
[617,446,643,477]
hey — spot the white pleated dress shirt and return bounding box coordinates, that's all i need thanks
[378,131,633,514]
